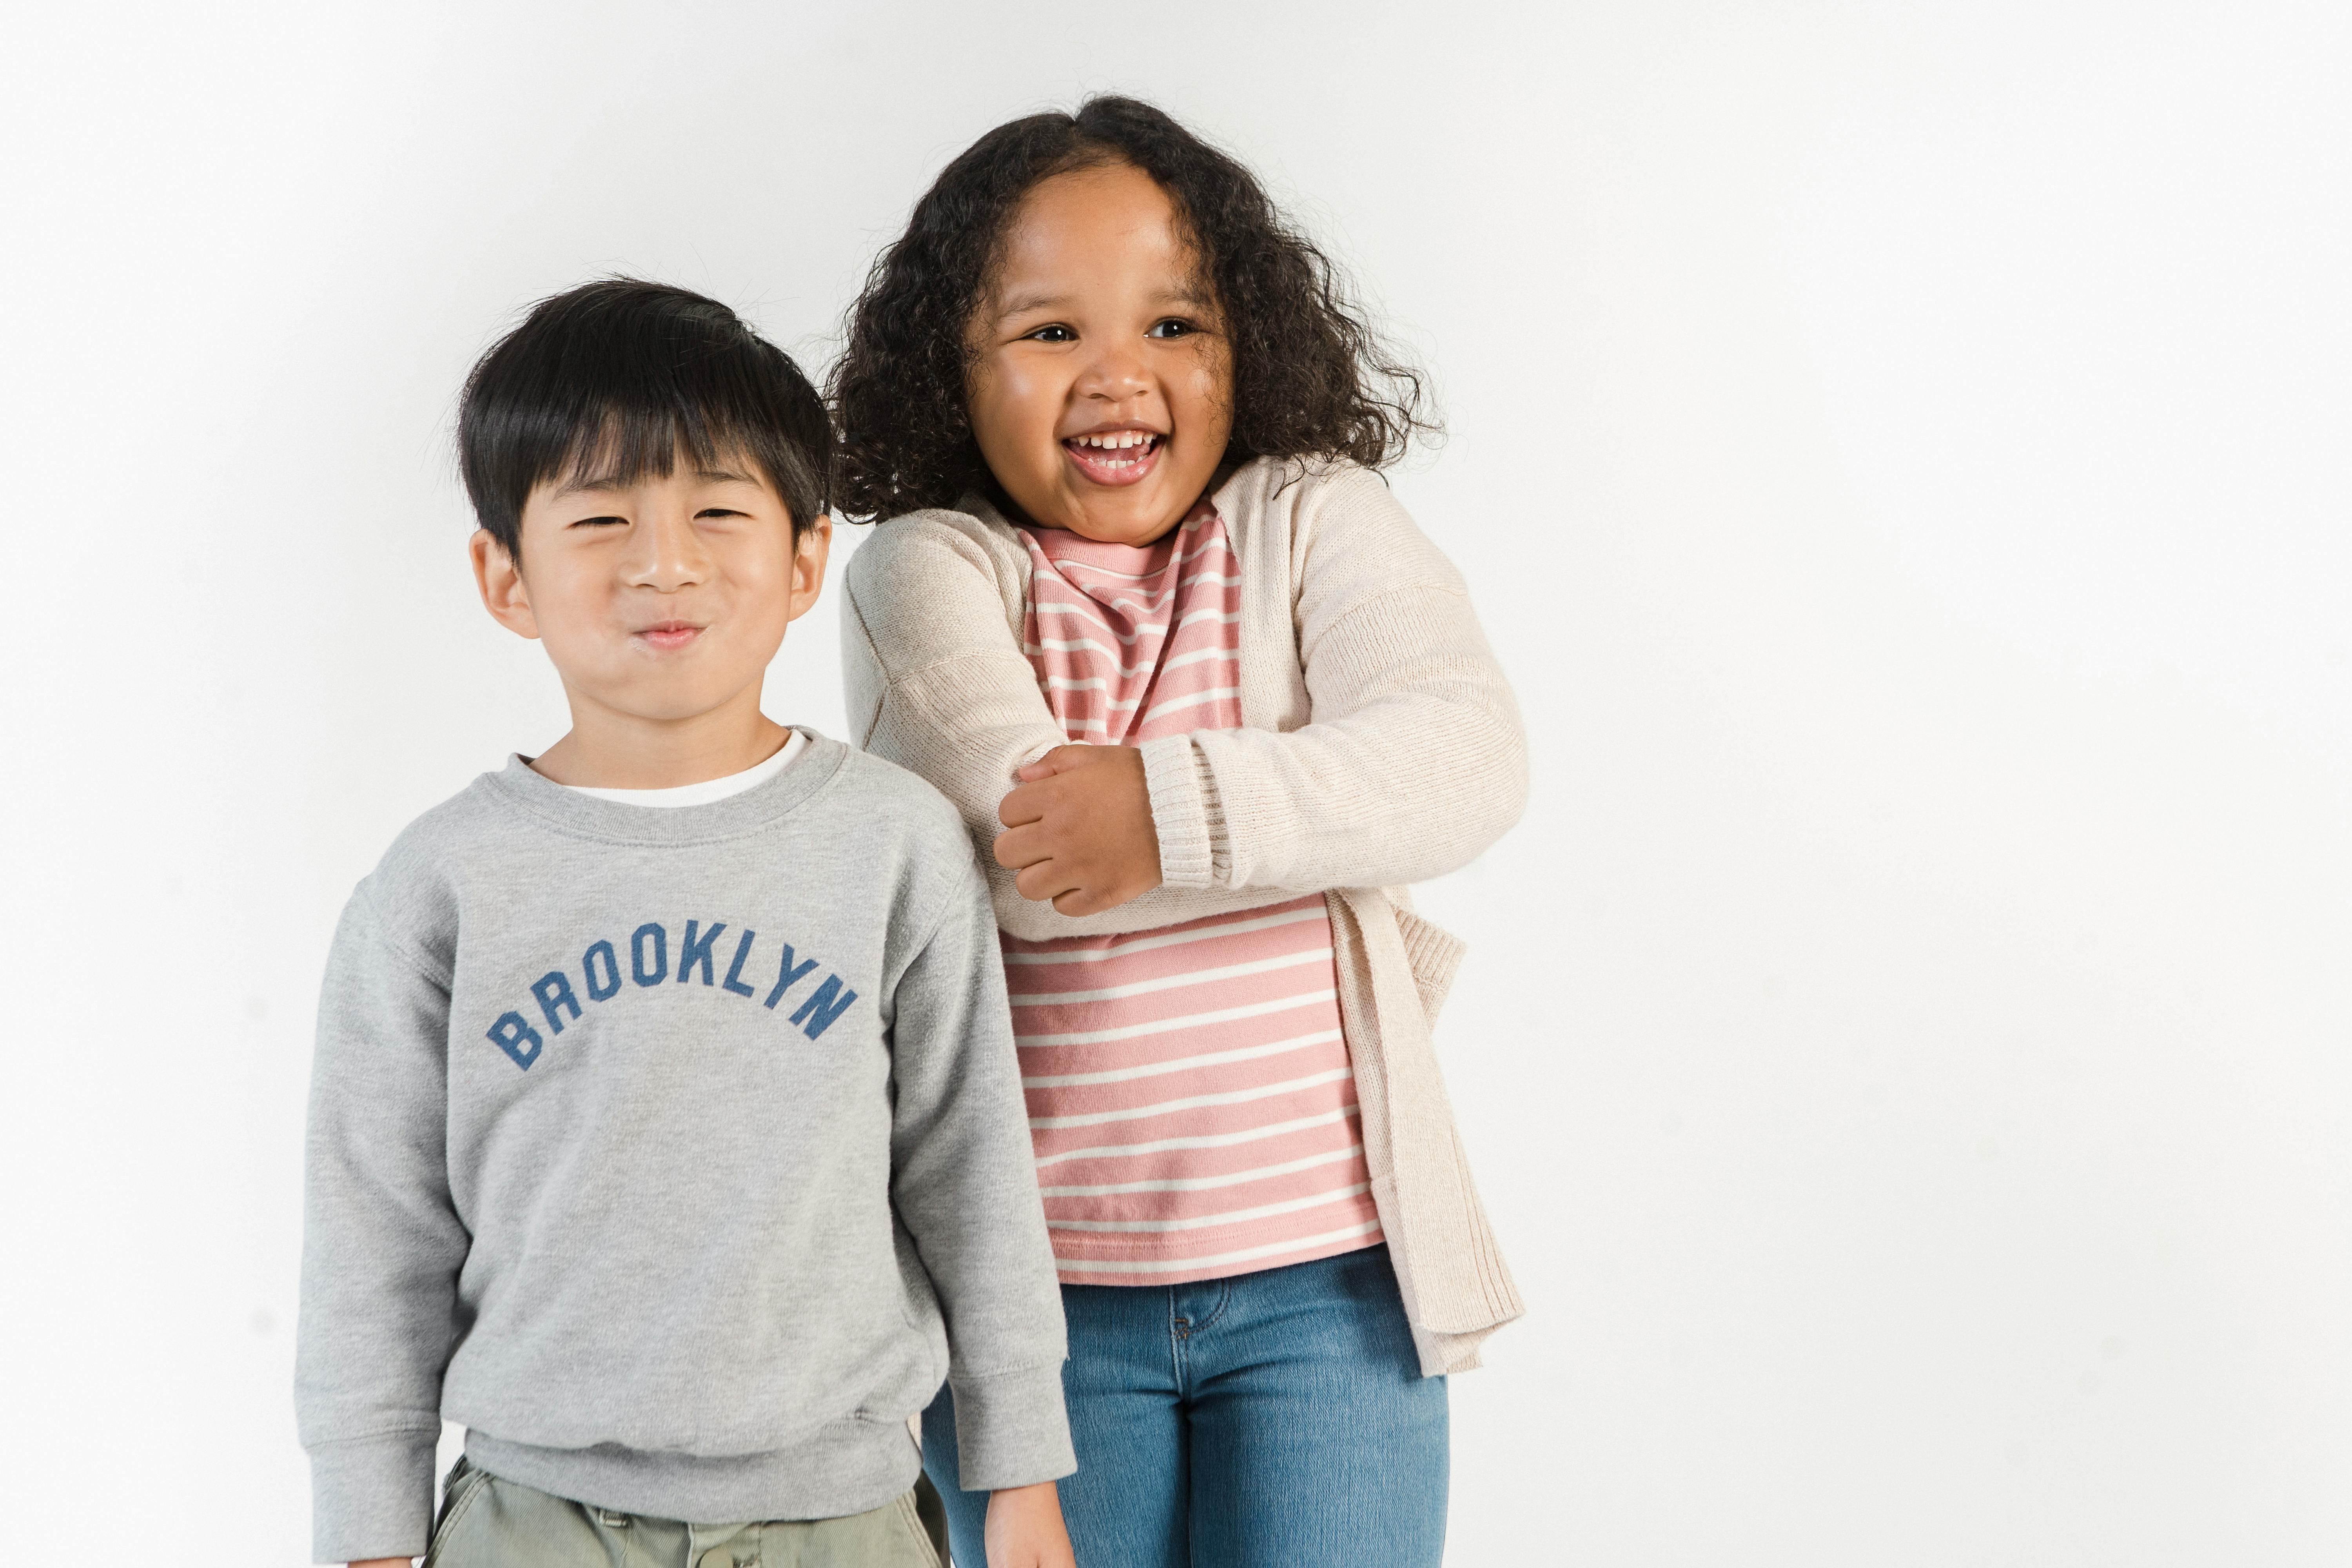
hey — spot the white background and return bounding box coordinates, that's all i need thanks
[3,2,2347,1563]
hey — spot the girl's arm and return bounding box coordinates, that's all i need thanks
[842,476,1525,938]
[1132,463,1528,896]
[845,515,1300,942]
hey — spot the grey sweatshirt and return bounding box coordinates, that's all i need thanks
[294,735,1072,1564]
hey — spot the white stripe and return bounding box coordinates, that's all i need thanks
[1016,989,1337,1048]
[1028,636,1120,657]
[1001,903,1326,964]
[1156,644,1236,675]
[1026,1067,1351,1129]
[1031,602,1156,643]
[1039,1143,1365,1196]
[1139,686,1241,723]
[1011,948,1332,1005]
[1043,676,1107,693]
[1048,1183,1372,1233]
[1032,1105,1359,1168]
[1021,1029,1342,1089]
[1053,1220,1381,1274]
[1172,608,1243,630]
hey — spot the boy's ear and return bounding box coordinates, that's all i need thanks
[784,514,834,625]
[471,528,541,641]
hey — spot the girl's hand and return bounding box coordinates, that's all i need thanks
[994,745,1162,915]
[983,1480,1077,1568]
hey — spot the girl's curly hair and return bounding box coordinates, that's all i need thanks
[829,95,1436,521]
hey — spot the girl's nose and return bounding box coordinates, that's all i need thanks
[1076,340,1153,404]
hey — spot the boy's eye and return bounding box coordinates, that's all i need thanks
[1023,324,1076,343]
[1146,319,1197,339]
[695,507,747,519]
[569,514,627,528]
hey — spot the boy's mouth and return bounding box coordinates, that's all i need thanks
[1061,428,1163,488]
[635,620,705,651]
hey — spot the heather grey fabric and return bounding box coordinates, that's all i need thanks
[296,735,1070,1564]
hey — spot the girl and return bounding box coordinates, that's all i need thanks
[832,97,1525,1568]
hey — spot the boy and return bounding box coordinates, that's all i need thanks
[295,280,1076,1568]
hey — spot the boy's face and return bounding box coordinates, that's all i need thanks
[471,451,829,726]
[965,160,1235,548]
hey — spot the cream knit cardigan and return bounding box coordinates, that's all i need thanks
[840,456,1526,1374]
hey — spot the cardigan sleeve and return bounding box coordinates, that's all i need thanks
[844,510,1348,942]
[840,510,1068,838]
[1136,467,1528,893]
[841,477,1526,940]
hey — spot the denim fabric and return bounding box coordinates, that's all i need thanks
[923,1245,1447,1567]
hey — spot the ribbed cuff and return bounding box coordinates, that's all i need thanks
[308,1430,438,1564]
[1138,733,1213,888]
[949,1362,1077,1492]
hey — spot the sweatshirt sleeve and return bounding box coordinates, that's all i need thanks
[1134,468,1529,894]
[294,883,467,1564]
[885,853,1075,1492]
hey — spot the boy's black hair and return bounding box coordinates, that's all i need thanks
[829,95,1437,522]
[459,279,829,558]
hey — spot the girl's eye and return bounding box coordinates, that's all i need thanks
[1146,319,1197,339]
[1024,324,1076,343]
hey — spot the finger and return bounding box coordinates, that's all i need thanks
[993,824,1053,870]
[1016,860,1082,904]
[1052,886,1107,917]
[997,782,1048,829]
[1016,744,1094,782]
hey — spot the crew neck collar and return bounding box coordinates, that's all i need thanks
[485,728,846,846]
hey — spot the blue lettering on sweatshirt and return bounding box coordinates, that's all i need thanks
[486,1011,544,1070]
[720,929,759,998]
[677,920,725,985]
[478,917,866,1069]
[531,971,581,1035]
[762,944,817,1010]
[788,975,860,1040]
[630,923,668,986]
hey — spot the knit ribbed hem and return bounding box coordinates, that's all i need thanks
[948,1362,1078,1492]
[308,1429,438,1563]
[1139,734,1214,888]
[1393,907,1468,1023]
[465,1419,923,1526]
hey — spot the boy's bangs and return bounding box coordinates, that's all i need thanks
[459,279,831,553]
[546,406,761,498]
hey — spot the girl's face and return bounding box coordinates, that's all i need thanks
[966,161,1234,546]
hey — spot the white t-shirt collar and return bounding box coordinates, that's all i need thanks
[560,728,809,808]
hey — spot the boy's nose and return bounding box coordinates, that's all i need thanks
[624,509,711,589]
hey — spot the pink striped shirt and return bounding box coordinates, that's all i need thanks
[1004,501,1383,1285]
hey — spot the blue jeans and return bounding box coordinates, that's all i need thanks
[923,1245,1447,1568]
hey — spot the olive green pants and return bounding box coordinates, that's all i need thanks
[423,1457,947,1568]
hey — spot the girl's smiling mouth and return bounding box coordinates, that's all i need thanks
[1062,426,1163,488]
